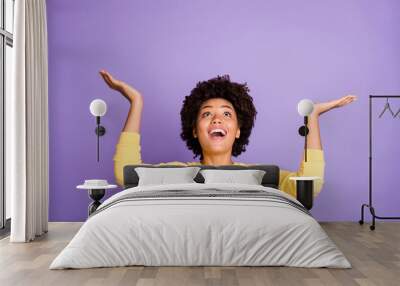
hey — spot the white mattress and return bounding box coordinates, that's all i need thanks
[50,183,351,269]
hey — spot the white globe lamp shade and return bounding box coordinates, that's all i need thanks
[297,99,314,116]
[90,99,107,117]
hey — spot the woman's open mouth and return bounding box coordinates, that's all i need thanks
[208,128,227,141]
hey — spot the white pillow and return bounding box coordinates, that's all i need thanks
[135,167,201,186]
[200,169,266,185]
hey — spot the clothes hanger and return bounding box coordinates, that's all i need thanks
[378,98,395,118]
[394,106,400,118]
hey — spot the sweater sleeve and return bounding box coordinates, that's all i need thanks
[278,149,325,199]
[113,132,143,187]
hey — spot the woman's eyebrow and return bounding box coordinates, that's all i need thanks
[201,105,233,110]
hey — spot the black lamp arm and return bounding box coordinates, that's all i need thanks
[304,116,308,162]
[298,116,309,162]
[94,116,106,162]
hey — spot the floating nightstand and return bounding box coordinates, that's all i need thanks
[77,180,117,216]
[289,176,321,210]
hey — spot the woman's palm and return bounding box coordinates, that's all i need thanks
[313,95,357,116]
[99,69,142,103]
[99,70,125,91]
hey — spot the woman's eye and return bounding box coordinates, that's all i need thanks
[201,111,231,118]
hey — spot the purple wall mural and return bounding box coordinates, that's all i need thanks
[46,0,400,222]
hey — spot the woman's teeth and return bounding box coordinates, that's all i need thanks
[209,129,226,136]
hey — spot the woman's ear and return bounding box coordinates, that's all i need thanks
[236,129,240,139]
[193,128,197,138]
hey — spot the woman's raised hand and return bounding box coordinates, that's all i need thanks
[312,95,357,117]
[99,70,142,104]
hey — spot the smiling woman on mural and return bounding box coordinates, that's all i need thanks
[99,70,356,198]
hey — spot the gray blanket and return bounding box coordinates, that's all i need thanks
[90,188,311,218]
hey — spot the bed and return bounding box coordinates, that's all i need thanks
[49,164,351,269]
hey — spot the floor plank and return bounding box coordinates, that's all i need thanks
[0,222,399,286]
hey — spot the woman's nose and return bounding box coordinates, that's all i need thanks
[211,116,222,124]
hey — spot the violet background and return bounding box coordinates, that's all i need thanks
[46,0,400,222]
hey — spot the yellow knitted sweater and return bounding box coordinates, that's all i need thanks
[113,132,325,198]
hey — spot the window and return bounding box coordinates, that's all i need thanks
[0,0,14,234]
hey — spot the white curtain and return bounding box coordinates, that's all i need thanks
[8,0,49,242]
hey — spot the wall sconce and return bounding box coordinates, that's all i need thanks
[297,99,314,162]
[89,99,107,162]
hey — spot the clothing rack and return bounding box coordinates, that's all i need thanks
[359,95,400,230]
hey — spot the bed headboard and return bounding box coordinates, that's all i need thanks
[123,164,280,189]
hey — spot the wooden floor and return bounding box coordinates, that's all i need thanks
[0,222,399,286]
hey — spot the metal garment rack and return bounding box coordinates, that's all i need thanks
[359,95,400,230]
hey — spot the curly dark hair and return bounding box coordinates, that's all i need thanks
[180,75,257,161]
